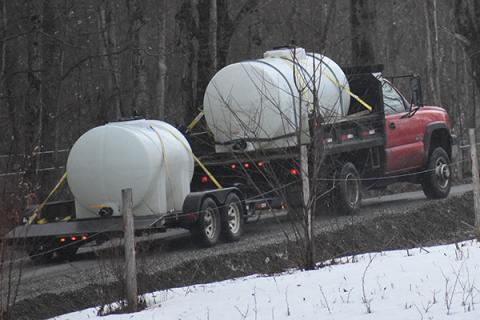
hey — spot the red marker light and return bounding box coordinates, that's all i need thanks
[200,175,209,184]
[257,161,264,167]
[59,237,66,243]
[244,163,251,169]
[81,235,88,241]
[290,168,298,176]
[230,164,237,170]
[70,236,77,241]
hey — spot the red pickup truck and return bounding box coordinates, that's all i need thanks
[193,65,453,215]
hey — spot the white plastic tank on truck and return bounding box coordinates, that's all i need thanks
[203,47,350,153]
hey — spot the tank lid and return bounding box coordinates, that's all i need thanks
[264,47,306,60]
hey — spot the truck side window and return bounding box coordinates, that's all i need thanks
[382,81,406,115]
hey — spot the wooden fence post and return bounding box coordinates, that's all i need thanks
[300,145,314,270]
[468,129,480,233]
[122,188,138,311]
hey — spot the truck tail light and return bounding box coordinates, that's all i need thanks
[200,175,209,184]
[81,235,88,241]
[70,236,77,241]
[243,163,251,169]
[59,237,66,243]
[230,163,237,170]
[361,129,376,138]
[340,133,354,141]
[256,161,264,168]
[290,168,298,176]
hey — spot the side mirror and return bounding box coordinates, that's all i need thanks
[410,76,423,108]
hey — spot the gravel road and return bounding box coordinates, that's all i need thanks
[12,184,473,302]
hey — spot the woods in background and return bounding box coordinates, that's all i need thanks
[0,0,478,198]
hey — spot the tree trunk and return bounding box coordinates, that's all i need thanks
[350,0,376,65]
[455,0,480,124]
[209,0,217,74]
[24,2,44,186]
[424,0,442,105]
[101,0,122,118]
[156,0,167,119]
[132,0,148,116]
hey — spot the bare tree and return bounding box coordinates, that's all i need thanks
[350,0,377,65]
[156,0,167,119]
[454,0,480,128]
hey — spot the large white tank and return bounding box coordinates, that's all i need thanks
[66,119,194,219]
[203,47,350,153]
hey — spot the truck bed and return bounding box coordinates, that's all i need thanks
[196,111,385,166]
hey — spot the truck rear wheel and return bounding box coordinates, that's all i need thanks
[221,193,244,242]
[192,197,221,247]
[421,147,451,199]
[335,162,361,215]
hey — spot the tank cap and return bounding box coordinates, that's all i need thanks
[264,47,306,60]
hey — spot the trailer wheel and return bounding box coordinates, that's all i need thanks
[421,147,451,199]
[192,197,221,247]
[28,242,53,264]
[56,245,79,261]
[335,162,361,215]
[221,193,244,242]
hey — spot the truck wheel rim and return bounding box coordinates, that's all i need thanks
[434,158,449,189]
[227,203,240,234]
[204,208,216,239]
[345,173,359,206]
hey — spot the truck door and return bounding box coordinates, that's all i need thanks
[383,81,425,174]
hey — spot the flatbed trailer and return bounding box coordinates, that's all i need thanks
[6,187,249,262]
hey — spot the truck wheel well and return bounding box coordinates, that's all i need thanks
[428,129,451,159]
[335,148,372,175]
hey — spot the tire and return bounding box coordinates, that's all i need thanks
[192,197,221,247]
[334,162,361,215]
[421,147,451,199]
[56,245,79,261]
[285,182,303,209]
[221,193,244,242]
[28,242,54,264]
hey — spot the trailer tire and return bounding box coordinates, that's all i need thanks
[221,193,244,242]
[56,245,79,261]
[335,162,361,215]
[28,242,53,264]
[192,197,221,247]
[421,147,451,199]
[285,183,303,210]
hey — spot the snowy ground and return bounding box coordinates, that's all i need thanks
[52,240,480,320]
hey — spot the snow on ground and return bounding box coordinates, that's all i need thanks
[52,240,480,320]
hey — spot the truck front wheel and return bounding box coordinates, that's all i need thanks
[421,147,451,199]
[192,197,221,247]
[335,162,361,215]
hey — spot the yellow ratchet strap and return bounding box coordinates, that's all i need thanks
[149,122,223,189]
[321,71,373,112]
[28,172,68,225]
[185,111,205,133]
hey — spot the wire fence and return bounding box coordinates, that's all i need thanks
[1,141,478,265]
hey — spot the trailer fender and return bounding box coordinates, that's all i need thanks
[181,187,245,224]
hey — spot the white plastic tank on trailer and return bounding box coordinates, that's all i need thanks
[66,119,194,219]
[203,47,350,153]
